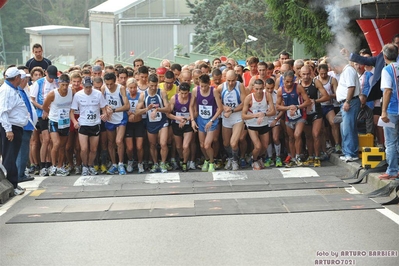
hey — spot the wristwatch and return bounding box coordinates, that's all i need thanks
[112,108,116,113]
[210,119,214,123]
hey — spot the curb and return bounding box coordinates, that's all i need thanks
[329,153,393,195]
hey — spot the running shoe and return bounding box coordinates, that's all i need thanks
[39,168,49,177]
[334,144,342,154]
[48,165,57,176]
[283,155,292,164]
[100,164,108,174]
[181,163,188,172]
[188,161,196,170]
[89,166,99,175]
[138,162,145,174]
[275,157,283,167]
[56,167,70,177]
[303,157,314,166]
[150,163,160,173]
[296,158,304,167]
[264,158,272,168]
[313,158,321,167]
[74,165,81,175]
[252,161,261,170]
[240,158,247,169]
[170,158,179,170]
[202,160,209,172]
[118,163,126,175]
[208,163,215,172]
[126,160,134,173]
[160,162,168,173]
[107,165,118,175]
[224,158,232,170]
[82,166,89,176]
[232,160,239,171]
[14,187,25,196]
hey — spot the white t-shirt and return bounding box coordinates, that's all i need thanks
[336,65,360,102]
[380,62,399,90]
[71,89,107,126]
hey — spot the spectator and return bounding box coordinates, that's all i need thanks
[379,43,399,180]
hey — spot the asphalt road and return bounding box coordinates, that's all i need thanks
[0,161,398,266]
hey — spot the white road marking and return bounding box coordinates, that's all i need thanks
[0,176,49,217]
[346,186,399,225]
[0,193,28,217]
[278,168,319,178]
[212,171,248,181]
[144,173,180,183]
[73,175,112,186]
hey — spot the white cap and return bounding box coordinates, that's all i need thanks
[5,67,20,79]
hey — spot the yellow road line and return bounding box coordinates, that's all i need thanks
[29,189,45,197]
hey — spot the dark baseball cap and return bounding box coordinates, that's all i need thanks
[83,77,93,87]
[46,65,58,79]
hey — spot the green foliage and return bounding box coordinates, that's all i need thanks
[264,0,332,57]
[184,0,291,60]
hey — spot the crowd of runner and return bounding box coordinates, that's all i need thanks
[3,43,387,179]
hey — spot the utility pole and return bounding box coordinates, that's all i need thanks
[0,16,6,65]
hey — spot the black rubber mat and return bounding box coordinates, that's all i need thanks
[7,194,381,224]
[36,176,350,200]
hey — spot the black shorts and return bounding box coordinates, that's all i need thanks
[334,106,340,114]
[172,122,193,137]
[306,112,323,125]
[38,117,49,132]
[125,120,146,138]
[78,125,101,137]
[373,106,381,116]
[48,120,69,136]
[247,125,272,135]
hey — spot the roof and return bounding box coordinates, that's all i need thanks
[25,25,89,35]
[89,0,146,15]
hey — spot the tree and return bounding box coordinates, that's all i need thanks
[265,0,332,57]
[184,0,291,59]
[264,0,365,57]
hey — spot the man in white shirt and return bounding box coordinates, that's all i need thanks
[0,67,29,195]
[331,56,361,162]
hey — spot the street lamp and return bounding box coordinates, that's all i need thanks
[244,35,258,58]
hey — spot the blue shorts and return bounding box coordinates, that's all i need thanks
[197,116,219,133]
[322,105,334,117]
[105,121,127,131]
[146,117,169,134]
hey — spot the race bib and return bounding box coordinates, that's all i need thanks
[148,109,162,122]
[176,112,190,125]
[287,109,302,120]
[306,103,316,114]
[129,100,138,112]
[199,105,212,119]
[86,113,97,122]
[58,109,70,129]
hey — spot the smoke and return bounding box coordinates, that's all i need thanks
[321,0,359,58]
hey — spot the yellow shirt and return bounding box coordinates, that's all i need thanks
[159,83,178,101]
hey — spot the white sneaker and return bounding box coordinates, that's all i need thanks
[48,165,57,176]
[39,168,48,177]
[138,162,145,174]
[232,160,239,171]
[188,161,196,170]
[89,166,98,175]
[82,166,89,176]
[224,158,232,170]
[126,160,134,173]
[14,187,25,196]
[75,165,81,175]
